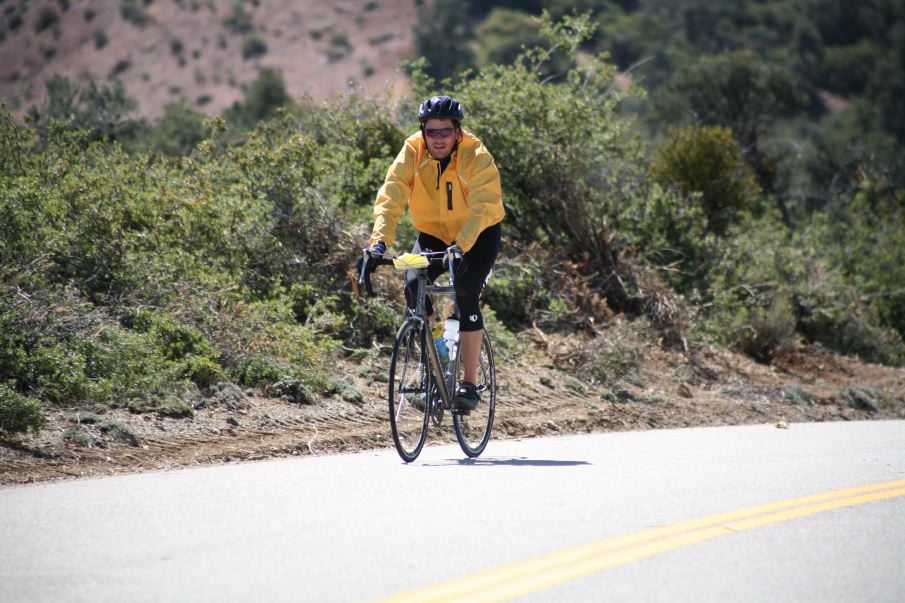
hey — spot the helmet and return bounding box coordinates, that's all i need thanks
[418,95,464,122]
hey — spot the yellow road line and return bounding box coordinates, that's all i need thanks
[376,479,905,603]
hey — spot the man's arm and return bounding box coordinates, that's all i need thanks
[371,141,416,247]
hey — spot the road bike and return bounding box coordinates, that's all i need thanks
[359,246,496,462]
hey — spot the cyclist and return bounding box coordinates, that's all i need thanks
[365,95,504,411]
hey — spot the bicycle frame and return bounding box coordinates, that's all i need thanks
[408,272,458,411]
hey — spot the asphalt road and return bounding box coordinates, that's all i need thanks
[2,420,904,602]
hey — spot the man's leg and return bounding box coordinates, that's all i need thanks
[453,224,501,407]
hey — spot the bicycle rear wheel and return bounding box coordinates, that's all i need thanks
[453,330,496,457]
[388,320,431,462]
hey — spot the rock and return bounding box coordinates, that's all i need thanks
[677,383,693,398]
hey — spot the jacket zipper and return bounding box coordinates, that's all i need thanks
[446,181,453,210]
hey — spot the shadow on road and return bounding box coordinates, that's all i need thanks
[422,457,591,467]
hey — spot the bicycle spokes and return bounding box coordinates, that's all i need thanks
[388,322,431,462]
[453,330,496,457]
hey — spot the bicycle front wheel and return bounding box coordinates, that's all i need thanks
[388,320,431,462]
[453,329,496,457]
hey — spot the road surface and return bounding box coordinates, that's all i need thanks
[2,420,904,602]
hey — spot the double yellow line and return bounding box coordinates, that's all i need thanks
[377,479,905,603]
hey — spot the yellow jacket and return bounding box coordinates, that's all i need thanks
[370,130,504,253]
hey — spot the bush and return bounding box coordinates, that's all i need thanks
[241,35,268,60]
[34,6,59,32]
[63,427,93,447]
[120,0,150,26]
[145,102,208,155]
[652,125,759,235]
[705,209,905,365]
[732,296,797,363]
[98,419,140,446]
[839,386,882,412]
[0,382,43,437]
[224,68,290,129]
[93,29,108,49]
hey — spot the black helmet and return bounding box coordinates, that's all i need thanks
[418,95,464,122]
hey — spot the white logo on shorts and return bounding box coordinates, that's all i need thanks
[469,314,478,322]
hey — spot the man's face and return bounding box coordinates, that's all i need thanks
[423,118,458,159]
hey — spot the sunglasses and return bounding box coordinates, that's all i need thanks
[423,127,456,138]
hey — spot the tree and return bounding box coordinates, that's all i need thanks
[654,51,807,194]
[29,75,143,146]
[224,68,291,129]
[412,0,477,82]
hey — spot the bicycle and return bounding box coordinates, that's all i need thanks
[359,246,496,462]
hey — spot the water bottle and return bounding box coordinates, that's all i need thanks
[432,324,449,368]
[443,316,459,362]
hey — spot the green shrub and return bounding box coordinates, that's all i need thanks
[241,35,267,60]
[108,59,131,79]
[732,296,797,363]
[783,384,816,405]
[98,419,140,446]
[224,68,290,128]
[120,0,149,26]
[481,250,552,330]
[93,29,108,49]
[0,382,43,437]
[704,208,905,365]
[130,311,215,361]
[34,6,59,32]
[145,102,208,155]
[170,36,184,56]
[652,125,760,235]
[63,427,93,447]
[155,395,194,418]
[839,386,882,412]
[240,357,287,388]
[222,4,253,33]
[69,411,103,424]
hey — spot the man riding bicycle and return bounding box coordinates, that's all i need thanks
[364,95,504,411]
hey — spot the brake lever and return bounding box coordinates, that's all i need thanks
[357,250,378,297]
[446,246,463,287]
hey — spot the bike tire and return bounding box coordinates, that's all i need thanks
[388,320,431,462]
[453,329,496,457]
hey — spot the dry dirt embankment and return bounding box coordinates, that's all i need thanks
[2,338,904,486]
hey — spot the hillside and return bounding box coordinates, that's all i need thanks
[0,0,419,119]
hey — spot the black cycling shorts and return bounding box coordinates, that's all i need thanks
[404,223,501,332]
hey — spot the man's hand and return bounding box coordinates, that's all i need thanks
[356,241,387,296]
[365,241,387,272]
[366,241,387,259]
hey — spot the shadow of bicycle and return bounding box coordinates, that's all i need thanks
[422,457,591,467]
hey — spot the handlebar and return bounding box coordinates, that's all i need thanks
[357,246,462,297]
